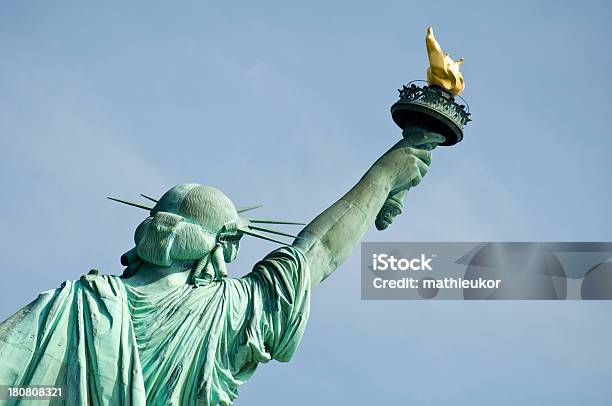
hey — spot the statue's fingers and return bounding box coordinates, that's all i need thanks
[407,148,432,166]
[410,170,423,187]
[415,158,429,178]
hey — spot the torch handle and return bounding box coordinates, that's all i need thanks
[375,189,408,230]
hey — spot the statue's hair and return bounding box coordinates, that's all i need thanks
[115,183,301,277]
[133,184,239,267]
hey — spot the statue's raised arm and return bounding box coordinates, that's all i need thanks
[0,26,468,406]
[294,131,444,287]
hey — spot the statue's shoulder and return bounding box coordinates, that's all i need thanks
[60,269,129,302]
[254,246,307,270]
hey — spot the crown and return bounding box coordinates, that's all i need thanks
[391,83,471,146]
[108,192,305,247]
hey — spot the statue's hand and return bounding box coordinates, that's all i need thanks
[375,138,432,194]
[373,131,444,230]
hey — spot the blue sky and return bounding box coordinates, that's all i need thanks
[1,1,611,404]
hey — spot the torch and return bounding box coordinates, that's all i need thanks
[375,27,472,230]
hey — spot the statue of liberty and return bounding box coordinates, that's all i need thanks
[0,139,435,405]
[0,28,465,405]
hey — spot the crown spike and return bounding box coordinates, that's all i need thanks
[140,194,159,203]
[247,218,306,225]
[107,197,153,211]
[237,204,263,213]
[240,229,290,245]
[249,225,299,239]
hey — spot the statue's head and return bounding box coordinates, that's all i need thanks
[111,183,303,282]
[134,184,242,267]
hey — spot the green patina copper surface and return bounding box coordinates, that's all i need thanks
[0,128,446,405]
[0,247,308,405]
[0,26,471,404]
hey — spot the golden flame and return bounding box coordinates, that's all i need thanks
[425,26,464,96]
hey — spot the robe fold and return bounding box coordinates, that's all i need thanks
[0,246,310,405]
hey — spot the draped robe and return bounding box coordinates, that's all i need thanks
[0,247,310,405]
